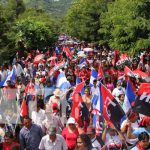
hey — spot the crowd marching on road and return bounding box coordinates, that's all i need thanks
[0,34,150,150]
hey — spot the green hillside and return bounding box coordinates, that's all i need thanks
[23,0,74,18]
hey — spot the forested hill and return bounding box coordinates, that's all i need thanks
[0,0,74,18]
[23,0,74,18]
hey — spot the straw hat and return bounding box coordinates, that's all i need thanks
[53,89,61,97]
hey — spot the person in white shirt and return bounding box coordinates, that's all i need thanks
[0,66,7,81]
[31,101,46,128]
[42,109,63,135]
[102,122,126,150]
[121,109,139,146]
[90,79,100,97]
[86,125,102,149]
[39,126,67,150]
[112,80,125,101]
[15,62,24,77]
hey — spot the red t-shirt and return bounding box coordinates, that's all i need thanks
[2,142,20,150]
[62,127,79,149]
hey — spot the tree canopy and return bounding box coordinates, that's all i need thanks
[0,0,59,63]
[63,0,150,54]
[99,0,150,55]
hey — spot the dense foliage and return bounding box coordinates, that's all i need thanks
[99,0,150,55]
[0,0,150,63]
[63,0,150,55]
[0,0,59,63]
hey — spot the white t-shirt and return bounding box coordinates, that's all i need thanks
[91,137,101,149]
[121,119,138,144]
[105,133,122,147]
[91,86,100,97]
[31,109,46,127]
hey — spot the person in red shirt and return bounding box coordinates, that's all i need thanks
[62,117,79,150]
[79,66,89,81]
[2,132,20,150]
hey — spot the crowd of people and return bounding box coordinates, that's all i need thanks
[0,34,150,150]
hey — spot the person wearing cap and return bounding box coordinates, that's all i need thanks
[62,117,79,150]
[121,109,139,146]
[86,125,102,149]
[39,126,67,150]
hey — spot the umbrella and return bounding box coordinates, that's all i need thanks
[47,57,57,62]
[83,48,93,52]
[48,61,66,77]
[33,54,45,64]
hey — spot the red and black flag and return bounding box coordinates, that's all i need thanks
[134,83,150,116]
[100,84,125,129]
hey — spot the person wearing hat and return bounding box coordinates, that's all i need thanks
[86,125,102,149]
[46,88,61,112]
[62,117,79,150]
[39,126,67,150]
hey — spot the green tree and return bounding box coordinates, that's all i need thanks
[3,0,25,20]
[9,8,59,53]
[63,0,111,42]
[100,0,150,55]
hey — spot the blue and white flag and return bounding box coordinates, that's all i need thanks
[123,80,135,113]
[55,46,60,55]
[0,67,16,87]
[92,85,103,135]
[56,71,71,91]
[89,68,98,87]
[78,58,87,68]
[76,76,85,95]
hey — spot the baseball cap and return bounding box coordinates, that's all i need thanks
[48,127,56,135]
[67,117,76,125]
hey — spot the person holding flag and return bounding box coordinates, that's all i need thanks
[121,109,139,147]
[102,121,126,150]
